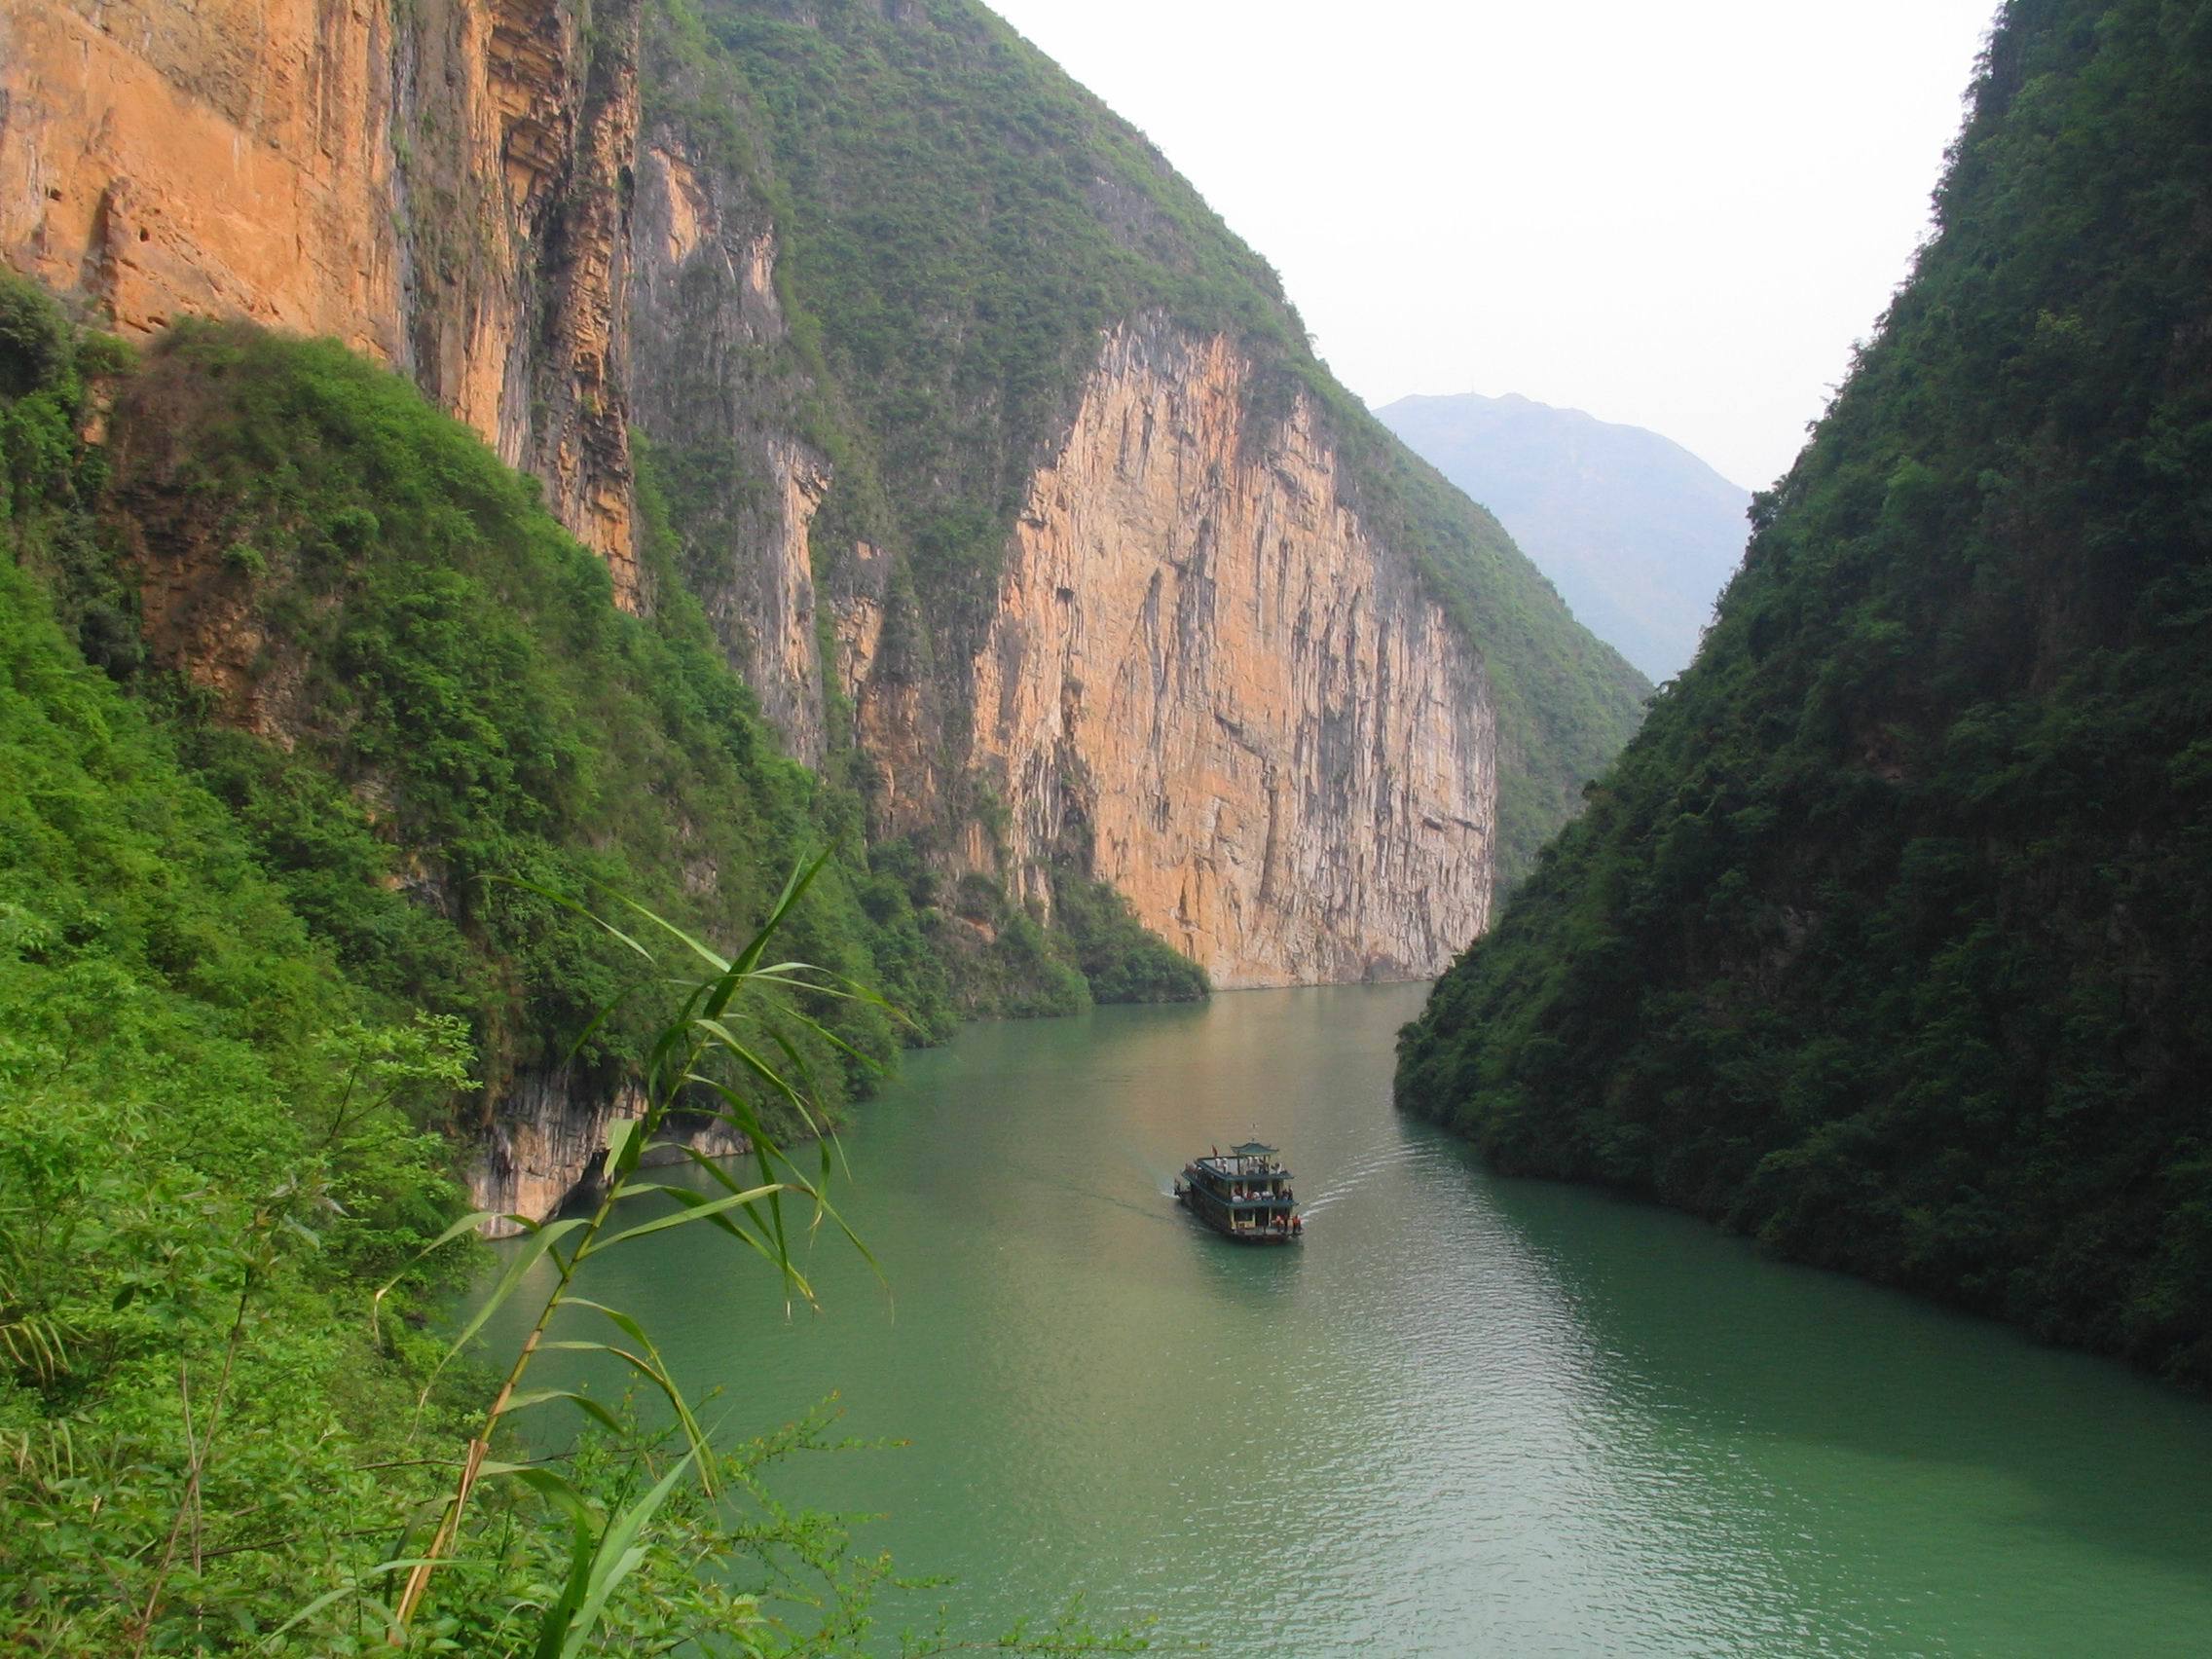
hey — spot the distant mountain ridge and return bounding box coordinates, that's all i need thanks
[1376,391,1751,681]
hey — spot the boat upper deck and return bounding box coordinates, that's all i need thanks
[1191,1140,1293,1182]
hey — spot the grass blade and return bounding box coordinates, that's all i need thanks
[583,1181,791,1254]
[421,1217,589,1398]
[502,1388,626,1438]
[552,1445,700,1659]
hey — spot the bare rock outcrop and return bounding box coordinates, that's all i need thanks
[628,137,836,758]
[0,0,641,601]
[1,0,1505,1218]
[963,322,1495,986]
[468,1072,749,1237]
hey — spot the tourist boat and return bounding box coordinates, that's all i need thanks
[1173,1140,1303,1243]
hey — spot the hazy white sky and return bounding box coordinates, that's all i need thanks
[982,0,1997,491]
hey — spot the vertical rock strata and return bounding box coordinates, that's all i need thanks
[0,3,1501,992]
[966,323,1496,986]
[0,0,641,602]
[628,139,833,758]
[0,1,1507,1208]
[468,1072,747,1236]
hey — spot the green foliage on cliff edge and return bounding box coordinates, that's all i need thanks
[643,0,1648,881]
[0,289,471,1642]
[1397,0,2212,1383]
[98,316,953,1097]
[0,278,1150,1648]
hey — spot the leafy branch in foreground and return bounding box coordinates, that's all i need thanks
[348,862,1157,1656]
[373,851,887,1651]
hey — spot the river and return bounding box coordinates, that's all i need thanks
[482,982,2212,1654]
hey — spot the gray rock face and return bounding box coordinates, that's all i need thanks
[628,137,836,762]
[467,1069,750,1237]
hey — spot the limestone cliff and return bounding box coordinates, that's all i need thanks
[625,215,1496,986]
[963,323,1494,986]
[469,1072,747,1236]
[628,133,836,757]
[1,0,1644,1231]
[0,0,641,600]
[620,126,1493,985]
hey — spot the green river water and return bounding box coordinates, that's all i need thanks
[484,983,2212,1654]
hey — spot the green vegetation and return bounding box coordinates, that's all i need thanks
[0,533,464,1646]
[99,318,935,1098]
[1051,874,1210,1007]
[0,275,1157,1650]
[902,866,1209,1020]
[641,0,1646,881]
[1397,0,2212,1384]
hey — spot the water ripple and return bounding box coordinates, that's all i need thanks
[482,985,2212,1657]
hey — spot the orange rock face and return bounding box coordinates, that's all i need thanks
[966,323,1495,987]
[1,0,407,354]
[0,0,640,604]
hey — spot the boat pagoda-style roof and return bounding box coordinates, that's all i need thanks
[1195,1142,1291,1181]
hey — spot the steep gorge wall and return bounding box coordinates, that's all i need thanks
[628,133,837,759]
[623,195,1501,988]
[966,324,1495,986]
[624,235,1500,987]
[0,0,641,601]
[4,0,1513,1223]
[467,1071,748,1235]
[6,0,1507,998]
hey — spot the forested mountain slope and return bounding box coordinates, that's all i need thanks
[1397,0,2212,1383]
[0,256,1200,1650]
[1,291,939,1204]
[632,0,1649,950]
[0,280,1204,1206]
[5,0,1647,998]
[6,0,1647,1216]
[1376,391,1751,682]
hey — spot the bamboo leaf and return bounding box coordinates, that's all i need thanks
[749,963,909,1025]
[501,1388,626,1438]
[259,1583,397,1651]
[680,1068,772,1146]
[526,1337,715,1493]
[559,1297,712,1470]
[689,1027,813,1128]
[792,1183,883,1288]
[607,892,731,974]
[630,1179,775,1266]
[602,1116,641,1183]
[709,848,833,1014]
[546,1445,700,1659]
[581,1181,790,1255]
[562,979,646,1069]
[505,1465,597,1533]
[261,1553,492,1651]
[371,1208,531,1340]
[526,1470,600,1659]
[778,1003,887,1079]
[666,1140,767,1199]
[764,1026,828,1141]
[423,1217,589,1394]
[489,873,656,963]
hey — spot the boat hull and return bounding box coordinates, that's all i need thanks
[1175,1185,1301,1243]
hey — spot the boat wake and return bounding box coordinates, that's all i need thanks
[1297,1141,1425,1217]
